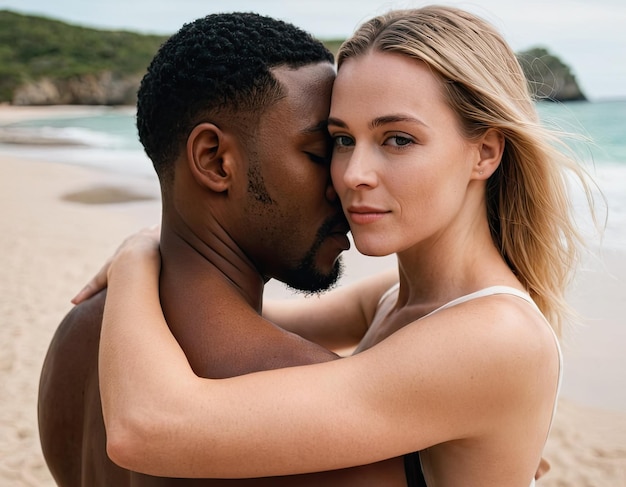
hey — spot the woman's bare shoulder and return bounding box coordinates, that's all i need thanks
[360,292,560,439]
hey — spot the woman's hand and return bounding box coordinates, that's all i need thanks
[71,225,160,304]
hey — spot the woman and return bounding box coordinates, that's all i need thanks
[97,6,595,486]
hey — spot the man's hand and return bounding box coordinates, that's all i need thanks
[536,456,551,480]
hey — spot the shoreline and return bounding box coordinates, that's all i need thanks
[0,104,135,125]
[1,105,625,485]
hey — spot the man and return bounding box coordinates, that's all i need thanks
[38,12,405,486]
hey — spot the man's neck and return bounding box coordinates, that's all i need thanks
[155,216,271,377]
[159,216,265,312]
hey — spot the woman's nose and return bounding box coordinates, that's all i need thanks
[341,153,378,190]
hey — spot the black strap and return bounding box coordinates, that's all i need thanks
[404,452,427,487]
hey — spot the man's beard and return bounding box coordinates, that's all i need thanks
[244,159,345,293]
[281,216,345,294]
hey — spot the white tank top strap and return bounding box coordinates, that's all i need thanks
[417,285,562,413]
[377,281,400,308]
[418,285,541,320]
[379,283,561,487]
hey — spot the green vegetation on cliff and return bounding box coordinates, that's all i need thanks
[0,10,167,103]
[0,10,586,105]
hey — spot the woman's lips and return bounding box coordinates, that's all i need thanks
[346,206,389,225]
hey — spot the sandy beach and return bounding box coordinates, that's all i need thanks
[1,106,625,486]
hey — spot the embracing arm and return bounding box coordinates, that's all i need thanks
[101,246,409,476]
[100,237,553,478]
[100,241,399,475]
[263,268,398,351]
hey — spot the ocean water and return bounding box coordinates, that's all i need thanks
[0,107,153,177]
[1,100,625,247]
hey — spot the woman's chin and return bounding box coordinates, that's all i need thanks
[353,240,394,258]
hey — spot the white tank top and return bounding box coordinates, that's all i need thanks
[381,284,562,487]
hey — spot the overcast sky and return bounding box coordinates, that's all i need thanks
[1,0,624,100]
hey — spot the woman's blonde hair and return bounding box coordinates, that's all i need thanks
[338,5,598,334]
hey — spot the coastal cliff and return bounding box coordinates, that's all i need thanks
[11,72,143,105]
[0,10,586,105]
[517,47,587,101]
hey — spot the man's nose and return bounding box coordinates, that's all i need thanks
[325,177,339,203]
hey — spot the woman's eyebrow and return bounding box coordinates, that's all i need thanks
[369,114,428,129]
[327,114,428,130]
[327,117,346,129]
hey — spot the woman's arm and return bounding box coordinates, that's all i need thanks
[263,268,398,351]
[101,236,553,478]
[98,230,198,459]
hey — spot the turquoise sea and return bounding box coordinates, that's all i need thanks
[1,100,625,247]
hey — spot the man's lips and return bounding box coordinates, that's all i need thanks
[327,220,351,251]
[328,232,351,251]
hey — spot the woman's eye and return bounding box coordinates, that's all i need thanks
[385,135,414,147]
[333,135,354,148]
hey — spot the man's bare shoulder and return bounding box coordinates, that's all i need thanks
[39,289,132,486]
[41,289,106,383]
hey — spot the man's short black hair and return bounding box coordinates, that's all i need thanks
[136,12,334,184]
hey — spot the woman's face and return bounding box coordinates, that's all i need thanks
[329,50,481,257]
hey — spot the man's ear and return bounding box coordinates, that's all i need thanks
[473,128,505,180]
[186,123,234,192]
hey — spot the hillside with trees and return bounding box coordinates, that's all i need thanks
[0,10,585,105]
[0,10,167,104]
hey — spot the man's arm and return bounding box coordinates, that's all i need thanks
[263,268,398,351]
